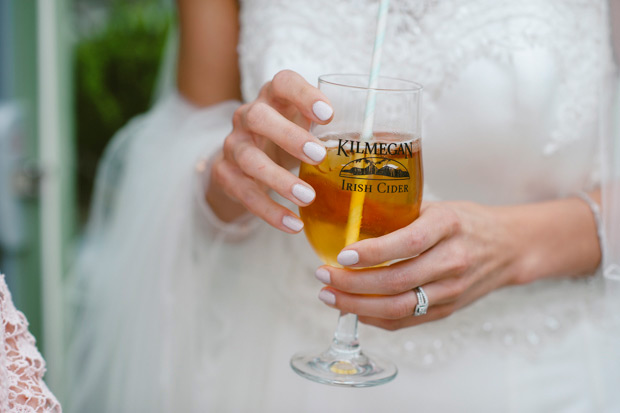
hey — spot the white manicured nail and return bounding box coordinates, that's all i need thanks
[337,250,359,266]
[282,216,304,232]
[318,290,336,305]
[315,268,331,284]
[292,184,315,204]
[303,142,326,163]
[312,101,333,121]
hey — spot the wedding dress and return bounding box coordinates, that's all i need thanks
[67,0,620,412]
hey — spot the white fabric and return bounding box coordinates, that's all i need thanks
[603,78,620,282]
[0,274,61,412]
[67,0,620,412]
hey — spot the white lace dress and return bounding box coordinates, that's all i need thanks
[67,1,620,412]
[0,274,61,412]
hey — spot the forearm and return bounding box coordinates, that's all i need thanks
[503,190,602,284]
[176,0,242,107]
[176,0,246,220]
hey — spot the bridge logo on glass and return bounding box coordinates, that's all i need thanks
[339,157,410,181]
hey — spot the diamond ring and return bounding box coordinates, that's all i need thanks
[413,286,428,316]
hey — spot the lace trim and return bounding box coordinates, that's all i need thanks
[0,275,61,412]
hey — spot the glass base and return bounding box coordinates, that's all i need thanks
[290,347,397,387]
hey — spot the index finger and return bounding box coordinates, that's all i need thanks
[268,70,334,124]
[336,204,459,267]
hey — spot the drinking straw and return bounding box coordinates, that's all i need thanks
[344,0,390,247]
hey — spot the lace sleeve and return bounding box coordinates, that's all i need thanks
[0,274,61,412]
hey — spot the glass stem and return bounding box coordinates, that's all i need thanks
[331,312,360,353]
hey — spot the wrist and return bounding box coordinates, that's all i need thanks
[501,197,601,285]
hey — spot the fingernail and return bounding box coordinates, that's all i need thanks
[312,101,333,121]
[337,250,359,266]
[318,289,336,305]
[292,184,315,204]
[315,268,331,284]
[303,142,326,162]
[282,216,304,232]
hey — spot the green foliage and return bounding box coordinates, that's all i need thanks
[75,0,172,217]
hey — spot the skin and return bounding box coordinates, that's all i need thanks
[317,197,601,330]
[177,0,603,331]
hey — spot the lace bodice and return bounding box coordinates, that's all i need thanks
[0,275,61,412]
[239,0,614,202]
[237,0,618,365]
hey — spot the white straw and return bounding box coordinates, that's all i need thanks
[344,0,390,247]
[361,0,390,140]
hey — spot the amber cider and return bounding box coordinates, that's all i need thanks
[299,132,423,266]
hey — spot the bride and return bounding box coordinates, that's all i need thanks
[68,0,620,411]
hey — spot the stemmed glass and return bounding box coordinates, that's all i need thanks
[291,74,423,387]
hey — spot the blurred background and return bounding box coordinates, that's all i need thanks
[0,0,173,404]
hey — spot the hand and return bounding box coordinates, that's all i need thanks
[314,197,602,331]
[207,70,334,232]
[314,202,527,331]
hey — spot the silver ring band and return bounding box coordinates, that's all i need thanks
[413,286,428,316]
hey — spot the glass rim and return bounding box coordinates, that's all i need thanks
[318,74,423,92]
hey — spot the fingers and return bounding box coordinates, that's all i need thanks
[318,240,470,295]
[354,269,508,331]
[212,157,304,233]
[318,278,461,320]
[231,139,316,206]
[336,204,461,267]
[357,304,455,331]
[214,70,333,232]
[236,102,327,164]
[267,70,333,124]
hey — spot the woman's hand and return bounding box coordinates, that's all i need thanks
[207,70,334,232]
[314,198,601,331]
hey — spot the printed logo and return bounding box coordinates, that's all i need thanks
[337,139,414,159]
[339,157,410,181]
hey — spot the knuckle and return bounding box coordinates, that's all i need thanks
[405,230,426,253]
[223,134,239,159]
[449,244,470,275]
[245,102,269,130]
[240,187,262,210]
[258,81,272,97]
[384,268,410,294]
[272,69,295,91]
[429,203,462,235]
[211,160,227,185]
[235,145,254,166]
[336,274,355,292]
[444,280,464,301]
[387,297,412,319]
[232,104,248,127]
[447,208,463,235]
[380,319,402,331]
[363,241,382,263]
[436,305,455,319]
